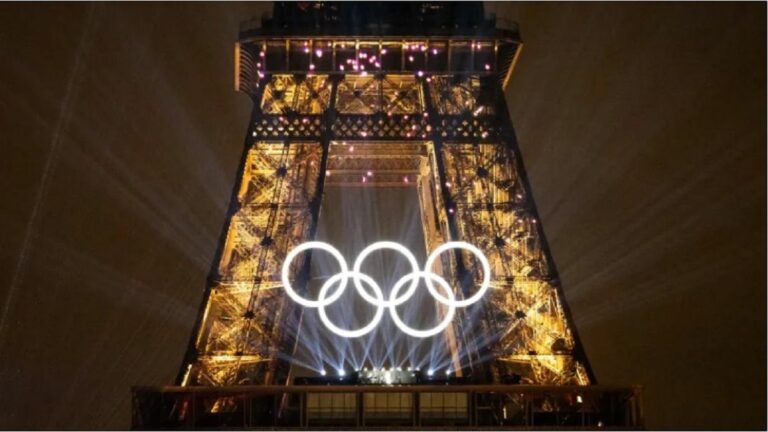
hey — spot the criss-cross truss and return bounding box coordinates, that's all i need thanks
[178,26,593,389]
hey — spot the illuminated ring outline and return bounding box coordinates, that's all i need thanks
[388,271,456,338]
[280,240,490,338]
[423,241,491,308]
[352,241,420,307]
[317,272,385,338]
[281,241,349,308]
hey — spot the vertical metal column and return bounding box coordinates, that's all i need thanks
[282,75,341,387]
[492,82,596,383]
[175,81,267,386]
[422,78,483,376]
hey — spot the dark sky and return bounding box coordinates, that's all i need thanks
[0,2,765,429]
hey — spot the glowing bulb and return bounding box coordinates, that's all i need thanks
[315,49,323,57]
[427,369,434,376]
[339,65,345,71]
[577,395,583,403]
[381,48,387,54]
[431,48,438,55]
[320,369,326,376]
[366,171,373,177]
[338,368,345,377]
[309,64,315,70]
[403,176,409,183]
[304,47,310,54]
[445,369,451,375]
[408,55,414,62]
[417,71,424,77]
[348,145,354,152]
[485,63,491,70]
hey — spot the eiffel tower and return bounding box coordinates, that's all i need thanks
[132,3,641,428]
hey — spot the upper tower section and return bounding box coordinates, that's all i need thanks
[235,2,522,96]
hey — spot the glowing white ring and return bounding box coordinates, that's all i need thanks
[281,241,348,307]
[280,240,490,338]
[388,271,456,338]
[317,272,385,338]
[352,241,420,307]
[424,241,491,308]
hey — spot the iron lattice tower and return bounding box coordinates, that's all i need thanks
[177,2,594,391]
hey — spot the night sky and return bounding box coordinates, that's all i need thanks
[0,2,765,429]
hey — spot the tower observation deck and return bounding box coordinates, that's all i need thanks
[132,2,642,429]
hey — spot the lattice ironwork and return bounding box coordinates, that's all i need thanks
[428,76,493,116]
[436,116,502,141]
[332,114,429,140]
[439,143,588,385]
[325,141,426,187]
[261,75,332,114]
[184,142,322,386]
[251,115,325,140]
[336,75,424,114]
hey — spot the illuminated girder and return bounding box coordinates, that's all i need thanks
[179,22,592,388]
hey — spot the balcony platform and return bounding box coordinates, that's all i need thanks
[132,384,643,429]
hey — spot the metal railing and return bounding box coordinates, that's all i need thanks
[132,384,643,429]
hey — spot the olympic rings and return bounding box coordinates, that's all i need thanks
[424,241,491,308]
[281,241,348,308]
[352,241,420,307]
[281,241,491,338]
[318,272,385,338]
[388,271,456,338]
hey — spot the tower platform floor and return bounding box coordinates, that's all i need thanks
[132,384,642,429]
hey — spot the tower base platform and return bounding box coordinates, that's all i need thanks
[132,384,643,429]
